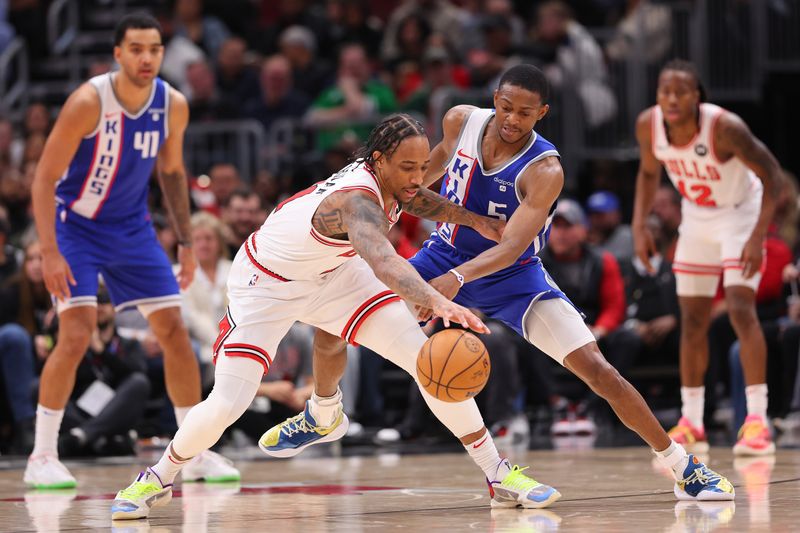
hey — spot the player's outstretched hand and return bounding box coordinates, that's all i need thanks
[42,249,76,301]
[432,298,490,335]
[740,235,763,279]
[473,216,506,243]
[632,223,657,273]
[176,244,197,289]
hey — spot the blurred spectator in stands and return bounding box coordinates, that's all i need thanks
[253,0,331,59]
[0,117,16,171]
[252,169,281,212]
[223,189,264,256]
[306,43,396,151]
[381,0,468,63]
[0,0,15,53]
[230,323,314,442]
[173,0,231,59]
[467,14,516,87]
[279,26,333,102]
[0,208,22,283]
[775,171,799,251]
[245,54,310,132]
[401,46,470,125]
[23,102,50,137]
[0,167,32,239]
[209,162,243,211]
[586,190,633,266]
[463,0,525,53]
[384,12,431,100]
[185,59,239,121]
[605,0,672,64]
[651,184,681,261]
[537,199,633,433]
[216,37,261,112]
[526,1,616,128]
[57,287,150,457]
[325,0,383,60]
[153,213,178,264]
[22,133,45,166]
[622,215,679,370]
[179,212,231,383]
[0,237,39,453]
[8,0,46,60]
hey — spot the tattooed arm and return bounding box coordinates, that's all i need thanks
[401,188,504,242]
[335,191,488,332]
[715,112,783,278]
[157,88,195,288]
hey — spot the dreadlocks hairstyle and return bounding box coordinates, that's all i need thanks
[351,114,427,165]
[660,59,707,102]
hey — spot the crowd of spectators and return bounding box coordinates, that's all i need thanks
[0,0,799,455]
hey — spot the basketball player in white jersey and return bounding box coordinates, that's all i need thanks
[633,60,782,456]
[264,66,735,507]
[25,13,238,488]
[110,114,511,519]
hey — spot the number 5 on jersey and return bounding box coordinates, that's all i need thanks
[134,131,160,159]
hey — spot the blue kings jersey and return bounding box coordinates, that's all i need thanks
[56,73,170,222]
[436,108,560,263]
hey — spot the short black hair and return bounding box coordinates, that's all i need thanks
[660,59,707,102]
[498,64,549,103]
[114,12,163,46]
[352,114,426,165]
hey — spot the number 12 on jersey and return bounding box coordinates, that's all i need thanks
[134,131,160,159]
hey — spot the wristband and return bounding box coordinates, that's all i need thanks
[448,268,465,287]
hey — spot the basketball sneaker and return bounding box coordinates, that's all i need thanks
[674,454,735,501]
[488,461,562,509]
[23,454,77,489]
[259,401,349,458]
[111,468,172,520]
[668,417,709,454]
[733,415,775,456]
[183,450,241,482]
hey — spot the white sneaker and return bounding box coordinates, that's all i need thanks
[182,450,241,483]
[23,454,77,489]
[111,468,173,520]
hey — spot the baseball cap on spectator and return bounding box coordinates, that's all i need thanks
[553,198,586,226]
[279,25,316,53]
[586,191,620,213]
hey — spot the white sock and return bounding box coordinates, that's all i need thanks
[32,404,64,457]
[174,406,193,427]
[681,386,705,428]
[151,441,190,485]
[745,383,768,421]
[654,440,690,480]
[464,431,508,481]
[309,388,343,427]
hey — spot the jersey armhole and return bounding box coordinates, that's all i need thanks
[443,108,475,170]
[83,82,103,139]
[649,106,657,155]
[514,150,560,204]
[163,79,171,139]
[709,110,724,164]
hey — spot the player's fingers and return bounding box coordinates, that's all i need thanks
[65,263,77,286]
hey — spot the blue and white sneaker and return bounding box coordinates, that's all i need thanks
[258,401,349,458]
[488,461,561,509]
[674,454,735,501]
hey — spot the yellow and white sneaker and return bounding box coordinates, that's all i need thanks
[183,450,241,482]
[111,468,172,520]
[488,461,561,509]
[23,454,77,489]
[259,401,349,458]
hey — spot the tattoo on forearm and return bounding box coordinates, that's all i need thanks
[159,170,192,241]
[401,188,475,225]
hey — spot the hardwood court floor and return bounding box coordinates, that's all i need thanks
[0,448,797,532]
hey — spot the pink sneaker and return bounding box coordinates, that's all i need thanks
[733,415,775,456]
[668,417,709,454]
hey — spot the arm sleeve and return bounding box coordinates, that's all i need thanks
[594,251,626,332]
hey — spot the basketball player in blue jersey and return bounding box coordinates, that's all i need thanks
[24,13,238,488]
[262,65,734,506]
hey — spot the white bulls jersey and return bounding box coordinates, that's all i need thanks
[651,103,761,211]
[248,161,400,281]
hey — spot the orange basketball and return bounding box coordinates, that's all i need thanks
[416,329,491,402]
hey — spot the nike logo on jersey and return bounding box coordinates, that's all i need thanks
[457,148,475,160]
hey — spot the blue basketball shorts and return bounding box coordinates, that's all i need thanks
[55,207,180,314]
